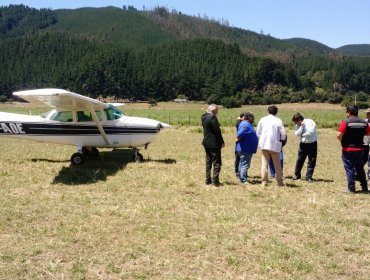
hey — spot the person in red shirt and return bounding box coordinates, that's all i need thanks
[337,105,370,193]
[363,109,370,180]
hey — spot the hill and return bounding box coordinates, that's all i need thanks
[2,5,369,58]
[283,38,332,55]
[336,44,370,56]
[48,7,175,49]
[0,5,369,107]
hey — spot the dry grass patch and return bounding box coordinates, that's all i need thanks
[1,127,370,279]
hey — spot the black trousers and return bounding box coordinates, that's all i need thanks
[362,145,369,166]
[294,141,317,179]
[342,151,368,192]
[205,148,222,183]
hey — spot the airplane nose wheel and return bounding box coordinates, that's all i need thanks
[132,149,144,162]
[71,152,84,165]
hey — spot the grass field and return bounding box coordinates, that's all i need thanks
[1,103,370,279]
[0,101,350,128]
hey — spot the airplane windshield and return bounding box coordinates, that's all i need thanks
[41,110,53,118]
[105,105,124,120]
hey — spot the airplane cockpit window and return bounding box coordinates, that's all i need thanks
[77,111,92,122]
[76,110,102,122]
[105,105,124,121]
[50,111,73,122]
[94,110,103,121]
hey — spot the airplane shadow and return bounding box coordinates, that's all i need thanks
[52,149,133,185]
[52,149,177,185]
[31,158,70,163]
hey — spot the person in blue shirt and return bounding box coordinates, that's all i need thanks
[234,113,244,178]
[236,112,258,184]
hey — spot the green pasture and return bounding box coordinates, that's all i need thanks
[124,107,344,129]
[1,103,370,279]
[0,102,357,129]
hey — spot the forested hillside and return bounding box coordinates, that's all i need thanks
[0,5,369,107]
[337,44,370,57]
[47,7,175,49]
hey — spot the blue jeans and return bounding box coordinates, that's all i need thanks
[238,152,253,183]
[269,151,284,177]
[235,149,240,177]
[342,151,368,192]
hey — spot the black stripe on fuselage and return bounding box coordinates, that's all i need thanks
[0,122,159,135]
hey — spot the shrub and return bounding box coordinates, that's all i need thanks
[148,99,157,107]
[221,96,242,108]
[0,95,8,103]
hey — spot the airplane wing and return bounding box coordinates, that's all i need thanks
[13,88,109,111]
[14,88,112,145]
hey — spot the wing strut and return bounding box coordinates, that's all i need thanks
[90,108,110,145]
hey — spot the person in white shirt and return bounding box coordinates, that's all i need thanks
[256,105,286,186]
[292,113,318,183]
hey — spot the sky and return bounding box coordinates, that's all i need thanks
[2,0,370,48]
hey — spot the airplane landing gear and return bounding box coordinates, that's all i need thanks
[71,152,84,165]
[81,147,100,159]
[132,148,143,162]
[71,146,100,165]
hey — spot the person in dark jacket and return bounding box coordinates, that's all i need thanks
[337,105,370,193]
[201,104,225,186]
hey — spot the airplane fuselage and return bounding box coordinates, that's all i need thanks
[1,89,169,164]
[0,111,162,148]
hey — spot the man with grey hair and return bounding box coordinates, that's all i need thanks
[201,104,225,186]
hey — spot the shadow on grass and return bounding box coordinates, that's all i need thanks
[145,158,177,164]
[52,149,177,185]
[284,175,334,183]
[312,178,334,183]
[52,149,133,185]
[31,158,70,163]
[239,176,302,188]
[285,183,301,188]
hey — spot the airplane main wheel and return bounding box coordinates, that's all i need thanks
[71,152,84,165]
[132,152,144,162]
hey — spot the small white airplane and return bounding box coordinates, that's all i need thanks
[0,88,170,165]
